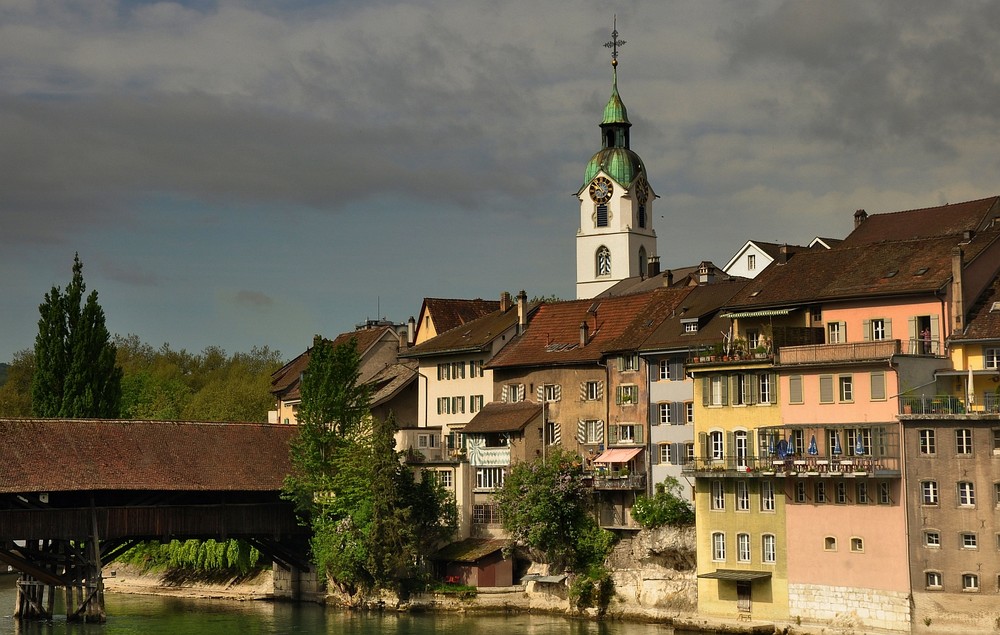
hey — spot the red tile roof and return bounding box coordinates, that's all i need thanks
[641,280,750,351]
[841,196,1000,246]
[487,289,688,368]
[953,275,1000,341]
[420,298,501,335]
[402,302,533,358]
[462,401,542,434]
[0,419,296,493]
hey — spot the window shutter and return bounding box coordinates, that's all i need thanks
[580,382,588,400]
[819,375,833,403]
[437,399,443,415]
[537,385,545,401]
[726,432,735,462]
[699,432,709,459]
[501,385,509,403]
[554,385,561,401]
[618,355,625,370]
[702,377,710,406]
[650,404,660,426]
[517,384,525,402]
[770,373,778,403]
[870,372,886,400]
[552,422,561,445]
[671,401,684,425]
[653,446,660,465]
[929,315,940,352]
[634,425,644,444]
[577,420,587,444]
[671,442,684,465]
[609,425,619,445]
[748,374,757,405]
[671,360,684,381]
[908,317,918,353]
[841,322,848,341]
[884,319,892,339]
[721,376,729,405]
[863,319,871,341]
[596,420,604,443]
[789,375,802,403]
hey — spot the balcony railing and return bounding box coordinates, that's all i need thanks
[778,340,900,365]
[984,392,1000,413]
[591,473,647,490]
[899,395,967,415]
[683,455,900,476]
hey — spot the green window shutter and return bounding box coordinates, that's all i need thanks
[726,432,735,461]
[702,377,710,406]
[699,432,709,458]
[721,375,729,405]
[634,425,644,444]
[609,424,619,445]
[748,374,757,405]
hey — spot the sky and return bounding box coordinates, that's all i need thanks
[5,0,1000,364]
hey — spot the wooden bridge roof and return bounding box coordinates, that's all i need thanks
[0,419,297,494]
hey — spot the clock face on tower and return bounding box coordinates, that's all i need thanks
[634,177,648,204]
[589,176,613,204]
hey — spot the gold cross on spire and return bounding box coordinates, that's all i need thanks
[604,15,626,68]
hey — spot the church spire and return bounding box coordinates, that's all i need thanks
[600,17,630,143]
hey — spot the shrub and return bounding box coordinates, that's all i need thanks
[631,477,695,528]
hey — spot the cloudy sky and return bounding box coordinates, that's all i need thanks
[4,0,1000,364]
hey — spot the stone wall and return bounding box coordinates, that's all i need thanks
[788,582,910,632]
[605,525,698,613]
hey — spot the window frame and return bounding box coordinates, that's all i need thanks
[961,532,978,550]
[958,481,976,507]
[761,534,776,564]
[711,532,726,561]
[919,429,936,455]
[736,533,751,562]
[922,480,939,505]
[838,374,853,402]
[956,429,973,455]
[962,573,980,592]
[760,480,776,512]
[736,480,750,511]
[924,531,940,548]
[711,481,725,510]
[925,571,942,590]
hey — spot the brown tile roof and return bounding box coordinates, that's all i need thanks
[402,303,534,357]
[432,537,506,563]
[0,419,296,493]
[461,401,541,434]
[421,298,500,335]
[727,229,1000,309]
[487,289,687,369]
[641,280,751,351]
[368,361,417,407]
[841,196,1000,247]
[953,274,1000,341]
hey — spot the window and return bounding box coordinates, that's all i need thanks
[926,572,942,589]
[686,402,694,424]
[795,481,806,503]
[736,481,750,511]
[747,254,756,271]
[994,429,1000,455]
[658,402,671,425]
[758,373,772,404]
[788,375,803,404]
[638,205,647,229]
[958,481,976,507]
[684,320,699,333]
[746,329,760,349]
[469,359,484,377]
[504,384,524,403]
[686,443,695,464]
[610,423,640,444]
[819,375,834,404]
[870,371,886,401]
[659,444,670,464]
[828,322,844,344]
[617,384,638,405]
[962,573,980,592]
[712,532,726,561]
[472,504,500,525]
[824,536,837,551]
[836,481,848,504]
[956,429,973,455]
[737,533,751,562]
[596,246,611,276]
[470,394,484,413]
[711,481,725,510]
[734,430,749,468]
[851,537,864,552]
[838,375,853,402]
[709,376,725,405]
[961,533,978,549]
[437,397,451,415]
[871,318,887,340]
[856,481,869,504]
[847,428,871,456]
[924,531,940,548]
[985,347,999,369]
[543,384,561,402]
[451,361,465,379]
[919,429,936,455]
[735,374,752,405]
[879,481,891,505]
[761,480,775,512]
[437,470,453,488]
[596,204,609,228]
[994,483,1000,507]
[762,534,776,564]
[620,353,639,371]
[475,467,505,491]
[585,381,601,401]
[815,481,827,503]
[452,396,465,414]
[658,360,670,380]
[810,306,822,323]
[584,420,603,444]
[637,246,647,272]
[709,430,724,460]
[922,481,939,505]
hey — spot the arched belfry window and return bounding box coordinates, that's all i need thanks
[638,204,646,228]
[596,204,609,228]
[597,246,611,277]
[638,247,647,275]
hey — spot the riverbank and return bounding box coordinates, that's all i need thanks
[102,564,274,601]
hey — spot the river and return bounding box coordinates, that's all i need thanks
[0,575,712,635]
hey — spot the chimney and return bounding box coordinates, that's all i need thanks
[952,246,965,330]
[500,291,512,312]
[517,290,528,335]
[854,208,868,228]
[406,316,416,347]
[698,262,715,284]
[778,244,790,265]
[580,321,590,346]
[962,229,975,243]
[647,256,661,278]
[665,269,674,286]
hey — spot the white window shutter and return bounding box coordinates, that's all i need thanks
[537,385,545,402]
[885,319,892,339]
[552,423,561,445]
[580,382,588,400]
[577,420,586,443]
[501,385,509,403]
[596,420,605,443]
[517,384,525,402]
[554,385,561,401]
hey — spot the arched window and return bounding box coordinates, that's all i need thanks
[638,247,647,275]
[638,204,646,228]
[596,246,611,277]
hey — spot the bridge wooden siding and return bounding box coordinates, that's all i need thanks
[0,418,308,622]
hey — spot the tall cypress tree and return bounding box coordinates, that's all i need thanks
[31,254,122,418]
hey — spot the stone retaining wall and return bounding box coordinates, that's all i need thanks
[788,582,910,631]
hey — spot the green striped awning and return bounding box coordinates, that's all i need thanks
[721,308,796,319]
[698,569,772,581]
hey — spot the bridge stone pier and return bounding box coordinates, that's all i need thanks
[0,418,311,622]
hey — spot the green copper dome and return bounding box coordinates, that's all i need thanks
[602,81,630,125]
[583,147,644,187]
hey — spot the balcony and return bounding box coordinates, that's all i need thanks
[684,455,900,477]
[778,340,900,365]
[590,472,647,490]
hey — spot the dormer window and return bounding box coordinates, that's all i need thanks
[683,319,699,333]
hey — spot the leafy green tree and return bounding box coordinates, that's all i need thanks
[0,349,35,416]
[631,477,695,529]
[495,448,612,571]
[32,254,122,418]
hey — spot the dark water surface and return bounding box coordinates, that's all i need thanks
[0,575,710,635]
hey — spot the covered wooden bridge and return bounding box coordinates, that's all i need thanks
[0,418,309,622]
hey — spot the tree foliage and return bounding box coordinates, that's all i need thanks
[631,477,695,529]
[0,350,35,416]
[32,255,122,418]
[284,336,456,595]
[495,448,613,572]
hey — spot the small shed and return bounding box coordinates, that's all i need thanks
[432,538,512,587]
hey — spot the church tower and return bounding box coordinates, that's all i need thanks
[576,20,657,299]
